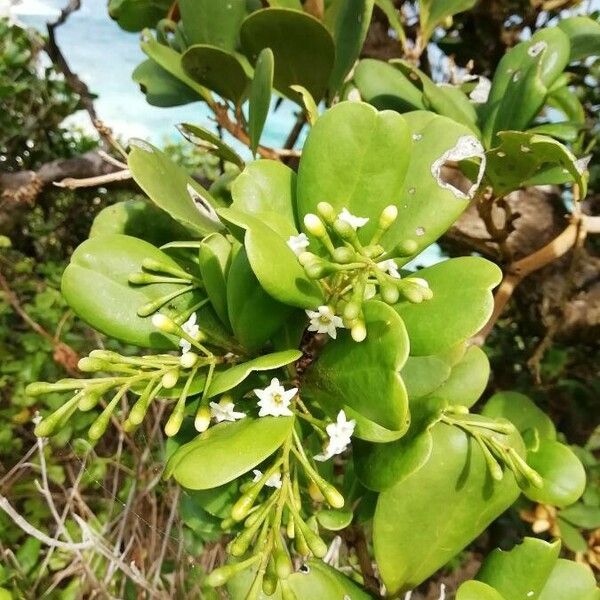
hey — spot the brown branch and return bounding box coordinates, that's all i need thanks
[55,169,131,190]
[344,526,380,596]
[0,271,79,376]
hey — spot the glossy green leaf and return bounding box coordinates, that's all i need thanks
[62,235,201,349]
[374,0,406,46]
[132,58,199,107]
[558,517,588,553]
[558,16,600,62]
[401,354,452,399]
[181,45,250,104]
[140,31,212,103]
[267,0,302,7]
[304,301,410,441]
[316,509,354,531]
[324,0,374,94]
[528,121,581,143]
[89,199,192,246]
[456,581,506,600]
[248,48,274,155]
[290,85,319,125]
[230,160,298,232]
[381,111,487,256]
[539,558,600,600]
[374,422,522,594]
[547,85,585,125]
[128,139,223,236]
[477,537,560,599]
[486,131,588,198]
[560,503,600,529]
[354,395,443,490]
[226,248,293,352]
[432,345,490,408]
[177,123,245,169]
[418,0,476,43]
[206,349,301,398]
[198,233,232,326]
[482,28,570,146]
[297,101,411,244]
[108,0,171,32]
[353,59,425,112]
[240,8,335,102]
[394,257,501,355]
[165,416,292,489]
[220,208,324,309]
[482,391,556,441]
[178,0,250,51]
[522,439,586,507]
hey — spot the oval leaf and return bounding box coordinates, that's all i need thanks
[249,48,274,155]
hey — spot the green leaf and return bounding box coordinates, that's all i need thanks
[128,139,223,236]
[560,503,600,529]
[432,345,490,408]
[324,0,374,94]
[248,48,274,155]
[316,509,354,531]
[62,235,201,349]
[374,0,406,46]
[539,558,600,600]
[181,45,250,104]
[400,354,452,400]
[90,199,192,246]
[477,537,560,599]
[418,0,477,45]
[303,301,410,441]
[456,581,506,600]
[394,257,501,355]
[226,248,294,352]
[557,16,600,62]
[198,233,232,327]
[482,391,556,441]
[240,8,335,102]
[486,131,588,198]
[557,517,588,553]
[482,28,570,146]
[165,416,293,489]
[177,123,245,169]
[380,111,487,256]
[374,422,522,594]
[132,58,199,107]
[220,208,324,309]
[522,439,586,507]
[297,101,411,245]
[527,121,581,143]
[290,85,319,125]
[178,0,250,51]
[230,160,298,232]
[353,59,425,112]
[108,0,171,32]
[206,349,302,398]
[547,86,585,125]
[140,31,212,103]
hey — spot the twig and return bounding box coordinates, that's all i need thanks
[151,486,180,587]
[55,169,132,189]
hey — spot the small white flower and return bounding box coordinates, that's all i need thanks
[209,400,246,423]
[314,410,356,462]
[254,378,297,417]
[179,313,199,354]
[338,207,369,230]
[286,233,310,256]
[377,259,401,279]
[575,155,592,175]
[306,305,344,339]
[469,76,491,104]
[252,469,282,489]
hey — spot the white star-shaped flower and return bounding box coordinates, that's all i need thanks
[209,400,246,423]
[252,469,282,489]
[286,233,310,256]
[306,305,344,339]
[338,207,369,230]
[314,410,356,462]
[179,313,199,354]
[254,378,297,417]
[377,259,401,279]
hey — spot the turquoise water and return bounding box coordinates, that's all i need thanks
[17,0,300,147]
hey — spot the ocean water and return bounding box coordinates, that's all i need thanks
[13,0,300,148]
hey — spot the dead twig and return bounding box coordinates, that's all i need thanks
[54,169,131,189]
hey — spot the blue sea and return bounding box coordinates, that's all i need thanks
[14,0,300,148]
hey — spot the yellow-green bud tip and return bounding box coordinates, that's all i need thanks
[180,352,198,369]
[379,205,398,228]
[304,213,326,238]
[351,321,367,342]
[195,407,211,433]
[152,313,177,333]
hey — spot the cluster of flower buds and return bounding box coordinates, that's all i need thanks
[205,428,346,599]
[295,202,432,342]
[442,406,543,488]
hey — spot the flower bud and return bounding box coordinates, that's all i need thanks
[304,213,326,238]
[78,388,103,411]
[297,251,318,266]
[332,246,356,264]
[194,405,211,432]
[161,368,179,389]
[308,480,325,502]
[164,405,184,437]
[128,272,155,284]
[343,300,361,322]
[262,571,278,596]
[333,218,355,241]
[304,260,327,279]
[351,320,367,342]
[396,239,418,256]
[379,205,398,229]
[363,244,384,258]
[206,565,232,587]
[77,357,107,372]
[180,351,199,369]
[317,202,337,223]
[321,483,345,509]
[381,283,400,305]
[152,313,178,333]
[274,549,292,580]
